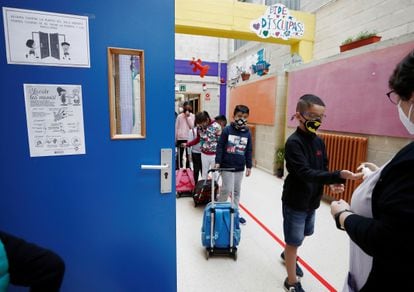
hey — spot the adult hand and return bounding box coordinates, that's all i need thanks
[329,184,344,194]
[357,162,378,179]
[358,162,379,172]
[340,170,364,180]
[330,199,350,217]
[245,168,251,177]
[181,143,187,148]
[214,163,220,169]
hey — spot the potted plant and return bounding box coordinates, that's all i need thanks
[239,66,251,81]
[340,31,381,52]
[274,147,285,178]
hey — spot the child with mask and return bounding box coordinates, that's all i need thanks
[175,101,194,170]
[281,94,362,292]
[215,105,252,225]
[186,111,222,179]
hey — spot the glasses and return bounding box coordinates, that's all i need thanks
[386,90,399,105]
[301,112,326,120]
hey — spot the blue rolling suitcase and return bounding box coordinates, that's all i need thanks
[201,168,240,260]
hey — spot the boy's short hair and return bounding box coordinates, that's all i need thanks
[233,104,249,116]
[215,115,227,123]
[296,94,325,113]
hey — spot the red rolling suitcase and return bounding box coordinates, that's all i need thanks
[176,147,195,198]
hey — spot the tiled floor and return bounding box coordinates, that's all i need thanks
[177,167,350,292]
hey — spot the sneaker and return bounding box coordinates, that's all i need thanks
[284,277,305,292]
[239,217,247,225]
[280,252,304,277]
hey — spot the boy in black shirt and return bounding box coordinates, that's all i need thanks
[281,94,362,292]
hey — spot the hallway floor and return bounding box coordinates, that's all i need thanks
[177,167,350,292]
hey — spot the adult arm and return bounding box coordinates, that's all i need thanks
[344,161,414,258]
[245,131,253,169]
[215,127,228,165]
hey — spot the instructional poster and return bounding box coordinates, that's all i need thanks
[2,7,90,67]
[23,84,86,157]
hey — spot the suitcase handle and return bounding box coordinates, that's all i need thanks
[207,167,235,173]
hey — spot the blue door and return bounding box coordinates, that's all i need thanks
[0,1,176,291]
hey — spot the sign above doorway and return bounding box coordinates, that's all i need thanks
[250,3,304,40]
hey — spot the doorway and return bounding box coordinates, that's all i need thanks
[175,92,201,114]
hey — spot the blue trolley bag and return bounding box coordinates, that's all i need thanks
[201,168,240,260]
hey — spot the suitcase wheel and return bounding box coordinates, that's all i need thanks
[233,250,237,261]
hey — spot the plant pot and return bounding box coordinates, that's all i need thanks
[241,73,250,81]
[339,36,382,52]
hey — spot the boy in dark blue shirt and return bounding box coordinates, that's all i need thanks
[215,105,252,224]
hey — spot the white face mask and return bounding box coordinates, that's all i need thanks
[398,101,414,134]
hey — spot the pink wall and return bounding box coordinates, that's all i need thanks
[287,41,414,138]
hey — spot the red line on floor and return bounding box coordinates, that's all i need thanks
[239,203,337,292]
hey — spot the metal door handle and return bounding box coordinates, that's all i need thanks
[140,149,172,193]
[141,164,169,170]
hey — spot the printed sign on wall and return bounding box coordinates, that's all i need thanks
[3,7,90,67]
[23,84,86,157]
[250,3,304,40]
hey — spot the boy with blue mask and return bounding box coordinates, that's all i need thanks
[282,94,362,292]
[215,105,252,225]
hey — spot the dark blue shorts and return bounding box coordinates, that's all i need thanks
[282,204,315,247]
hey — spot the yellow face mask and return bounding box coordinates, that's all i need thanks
[300,113,322,134]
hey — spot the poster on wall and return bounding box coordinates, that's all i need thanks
[2,7,90,67]
[23,84,86,157]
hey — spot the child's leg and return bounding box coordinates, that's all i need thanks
[201,153,210,179]
[285,244,299,284]
[175,140,186,169]
[282,204,314,284]
[201,154,216,180]
[232,171,244,208]
[184,147,190,169]
[192,152,202,182]
[217,171,233,202]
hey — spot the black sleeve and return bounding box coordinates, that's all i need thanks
[344,159,414,258]
[322,140,329,171]
[245,131,253,169]
[285,139,345,184]
[215,126,228,165]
